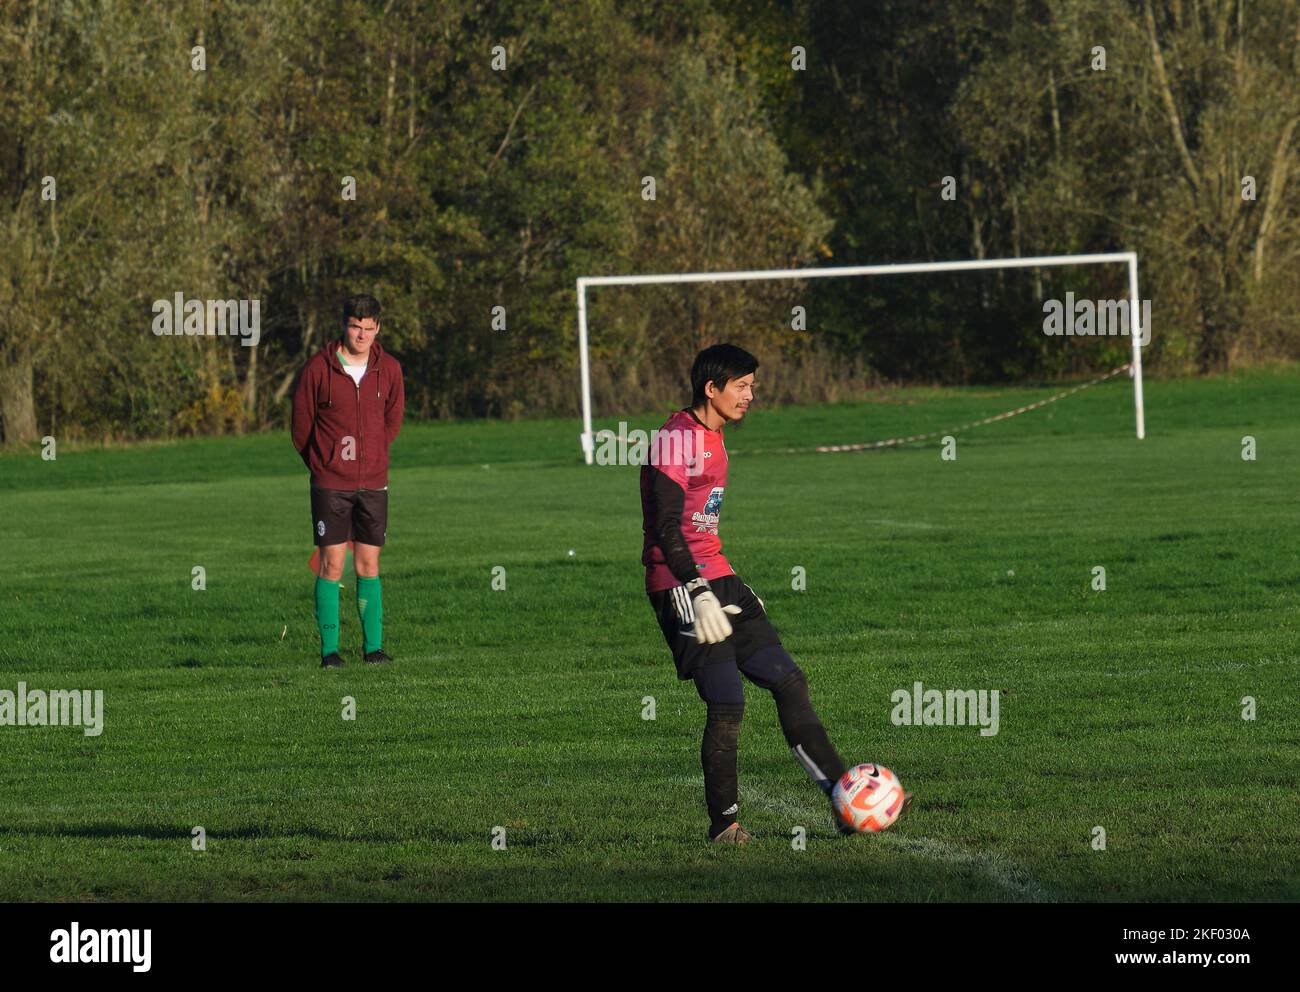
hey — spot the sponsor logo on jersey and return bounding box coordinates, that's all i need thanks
[692,486,724,533]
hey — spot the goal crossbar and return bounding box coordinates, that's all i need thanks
[576,251,1146,462]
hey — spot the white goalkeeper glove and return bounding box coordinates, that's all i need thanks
[687,579,742,644]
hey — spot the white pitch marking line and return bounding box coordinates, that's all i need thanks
[739,783,1054,902]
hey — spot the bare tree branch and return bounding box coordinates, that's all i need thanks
[1253,113,1300,281]
[1144,0,1202,191]
[487,81,538,172]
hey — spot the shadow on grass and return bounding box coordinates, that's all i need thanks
[0,822,513,845]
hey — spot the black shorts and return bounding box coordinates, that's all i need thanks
[648,574,782,680]
[310,487,388,547]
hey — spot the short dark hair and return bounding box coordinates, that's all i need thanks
[691,343,759,406]
[342,294,382,324]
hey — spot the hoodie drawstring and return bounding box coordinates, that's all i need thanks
[323,342,381,405]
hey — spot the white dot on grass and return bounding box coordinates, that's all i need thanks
[1006,569,1015,577]
[567,549,576,557]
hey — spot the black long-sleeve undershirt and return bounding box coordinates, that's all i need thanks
[647,466,703,586]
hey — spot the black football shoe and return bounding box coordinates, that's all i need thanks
[320,652,344,668]
[364,649,392,665]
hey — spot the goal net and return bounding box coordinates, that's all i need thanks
[575,252,1147,464]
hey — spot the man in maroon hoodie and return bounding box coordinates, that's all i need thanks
[291,294,405,667]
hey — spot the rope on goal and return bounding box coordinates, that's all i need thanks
[737,363,1133,456]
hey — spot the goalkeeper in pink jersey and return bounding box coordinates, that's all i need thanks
[641,344,908,843]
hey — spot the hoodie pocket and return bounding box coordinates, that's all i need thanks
[311,434,341,473]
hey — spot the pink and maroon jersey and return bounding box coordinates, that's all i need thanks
[640,409,734,594]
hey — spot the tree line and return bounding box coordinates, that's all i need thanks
[2,0,1297,444]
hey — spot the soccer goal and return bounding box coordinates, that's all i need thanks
[574,252,1147,464]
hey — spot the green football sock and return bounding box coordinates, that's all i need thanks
[315,577,341,657]
[356,575,383,654]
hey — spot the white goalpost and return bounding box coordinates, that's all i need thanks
[575,251,1147,464]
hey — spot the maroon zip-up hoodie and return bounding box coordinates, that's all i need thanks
[291,339,405,490]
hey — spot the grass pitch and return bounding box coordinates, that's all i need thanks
[1,365,1297,901]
